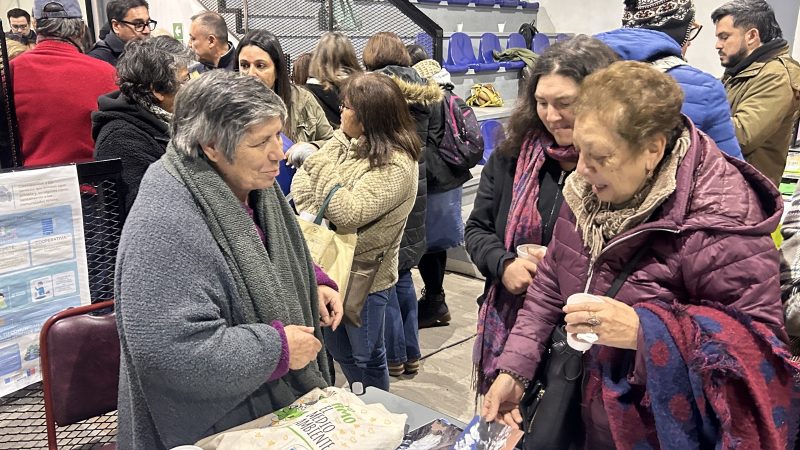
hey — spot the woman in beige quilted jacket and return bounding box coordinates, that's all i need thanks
[291,73,420,391]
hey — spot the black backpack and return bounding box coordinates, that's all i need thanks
[439,90,484,171]
[519,20,539,49]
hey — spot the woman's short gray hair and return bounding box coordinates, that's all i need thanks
[36,17,84,40]
[171,70,287,160]
[117,36,195,106]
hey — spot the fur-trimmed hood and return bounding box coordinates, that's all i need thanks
[374,65,444,106]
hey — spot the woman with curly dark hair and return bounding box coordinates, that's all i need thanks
[93,35,194,213]
[465,35,619,395]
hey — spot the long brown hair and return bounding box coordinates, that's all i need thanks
[500,35,618,157]
[342,73,421,168]
[362,32,412,71]
[291,53,312,85]
[309,32,362,90]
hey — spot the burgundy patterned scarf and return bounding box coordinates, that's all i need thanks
[472,131,577,395]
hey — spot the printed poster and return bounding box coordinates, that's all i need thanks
[0,165,90,396]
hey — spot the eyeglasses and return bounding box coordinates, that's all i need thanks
[9,24,29,32]
[339,103,353,112]
[687,24,703,42]
[117,19,157,33]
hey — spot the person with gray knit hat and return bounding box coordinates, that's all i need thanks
[594,0,743,159]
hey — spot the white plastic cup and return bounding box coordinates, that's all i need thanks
[516,244,546,263]
[498,23,506,33]
[456,23,464,32]
[170,446,203,450]
[565,293,604,351]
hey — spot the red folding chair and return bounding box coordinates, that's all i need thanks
[39,300,119,449]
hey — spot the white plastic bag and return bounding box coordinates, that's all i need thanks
[196,387,407,450]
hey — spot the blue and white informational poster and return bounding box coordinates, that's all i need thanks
[0,165,90,396]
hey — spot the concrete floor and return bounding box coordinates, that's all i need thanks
[334,269,485,425]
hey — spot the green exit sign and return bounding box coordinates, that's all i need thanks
[173,23,184,41]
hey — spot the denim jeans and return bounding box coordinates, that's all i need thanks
[385,270,421,364]
[324,288,390,391]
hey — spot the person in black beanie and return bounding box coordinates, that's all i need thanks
[622,0,695,54]
[596,0,743,159]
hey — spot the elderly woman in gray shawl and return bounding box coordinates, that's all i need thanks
[115,70,341,450]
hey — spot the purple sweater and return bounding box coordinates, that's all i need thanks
[242,202,338,381]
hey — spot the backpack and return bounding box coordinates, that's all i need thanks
[518,20,539,49]
[439,90,484,170]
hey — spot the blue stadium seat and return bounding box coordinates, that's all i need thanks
[447,0,470,4]
[507,32,528,49]
[556,33,570,42]
[532,33,550,54]
[480,33,523,70]
[480,120,506,164]
[477,33,503,71]
[445,32,480,73]
[417,0,441,3]
[497,0,519,6]
[521,0,539,7]
[474,0,495,5]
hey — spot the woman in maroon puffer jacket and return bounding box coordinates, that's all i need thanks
[482,61,797,449]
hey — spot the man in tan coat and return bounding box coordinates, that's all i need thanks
[713,0,800,186]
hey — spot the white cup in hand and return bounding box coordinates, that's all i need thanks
[516,244,546,264]
[565,293,603,351]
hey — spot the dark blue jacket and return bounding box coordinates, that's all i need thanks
[596,28,743,160]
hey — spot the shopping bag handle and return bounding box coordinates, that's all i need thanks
[315,184,342,225]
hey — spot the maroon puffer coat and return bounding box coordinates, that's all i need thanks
[496,121,786,446]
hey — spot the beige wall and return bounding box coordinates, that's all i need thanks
[794,5,800,58]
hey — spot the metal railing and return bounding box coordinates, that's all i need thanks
[196,0,443,65]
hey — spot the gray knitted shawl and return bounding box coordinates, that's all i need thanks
[162,143,330,388]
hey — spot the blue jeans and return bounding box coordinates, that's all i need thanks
[385,270,421,364]
[324,288,390,391]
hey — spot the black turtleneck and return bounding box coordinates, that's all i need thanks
[725,38,787,78]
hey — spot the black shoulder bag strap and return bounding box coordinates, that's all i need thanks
[521,239,653,450]
[604,241,652,298]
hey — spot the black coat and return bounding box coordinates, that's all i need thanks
[464,150,567,303]
[92,91,170,214]
[465,150,517,297]
[376,65,444,271]
[87,31,125,66]
[305,82,342,128]
[424,90,473,193]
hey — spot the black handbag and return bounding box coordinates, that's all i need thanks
[519,243,651,450]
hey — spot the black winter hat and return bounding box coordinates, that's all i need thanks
[622,0,696,47]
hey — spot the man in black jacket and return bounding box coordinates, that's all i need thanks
[188,11,235,75]
[7,8,37,47]
[88,0,153,66]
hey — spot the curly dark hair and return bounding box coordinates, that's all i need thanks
[499,35,619,157]
[711,0,782,43]
[117,36,195,107]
